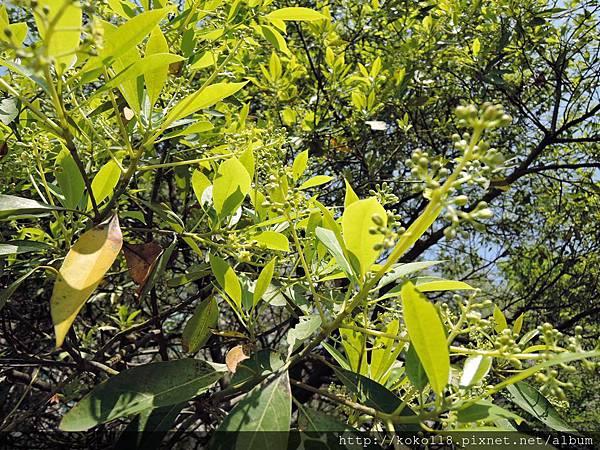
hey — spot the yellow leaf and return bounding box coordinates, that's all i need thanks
[341,197,386,277]
[401,282,449,395]
[50,215,123,347]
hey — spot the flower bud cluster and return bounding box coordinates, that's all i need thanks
[455,103,512,129]
[443,200,493,240]
[370,213,399,251]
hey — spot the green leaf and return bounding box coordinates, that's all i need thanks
[340,327,367,375]
[258,25,291,57]
[405,343,427,391]
[189,51,218,70]
[145,27,169,106]
[95,53,184,98]
[322,341,351,370]
[212,156,251,217]
[182,297,219,353]
[376,260,443,290]
[493,305,508,333]
[99,21,142,114]
[298,175,333,190]
[292,150,308,182]
[212,371,291,450]
[106,0,138,19]
[159,121,213,142]
[34,0,82,74]
[370,319,401,383]
[0,240,51,257]
[266,7,327,22]
[55,148,85,210]
[513,313,525,335]
[60,359,227,431]
[297,405,356,432]
[191,169,211,205]
[315,227,354,280]
[506,382,574,432]
[229,349,285,391]
[332,367,415,419]
[88,160,121,210]
[401,282,449,395]
[253,258,276,307]
[0,194,58,220]
[82,7,174,76]
[254,231,289,252]
[458,400,524,424]
[287,314,321,355]
[164,82,247,126]
[0,97,19,125]
[341,197,387,277]
[460,355,493,388]
[343,179,359,209]
[115,403,184,450]
[239,146,255,179]
[209,254,242,309]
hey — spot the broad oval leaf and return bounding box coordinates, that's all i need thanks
[506,382,574,432]
[460,355,493,388]
[332,366,416,420]
[286,314,321,356]
[209,253,242,309]
[115,402,185,450]
[60,359,227,431]
[457,400,524,425]
[253,258,275,306]
[212,371,291,450]
[253,231,289,252]
[0,240,51,257]
[50,215,123,347]
[376,260,443,290]
[341,197,387,277]
[400,282,449,396]
[55,148,85,210]
[182,297,219,353]
[315,226,355,281]
[88,159,121,210]
[0,194,58,220]
[291,150,308,182]
[212,156,251,218]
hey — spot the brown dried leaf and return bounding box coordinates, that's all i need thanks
[123,242,163,287]
[169,60,184,76]
[225,344,250,373]
[0,141,8,159]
